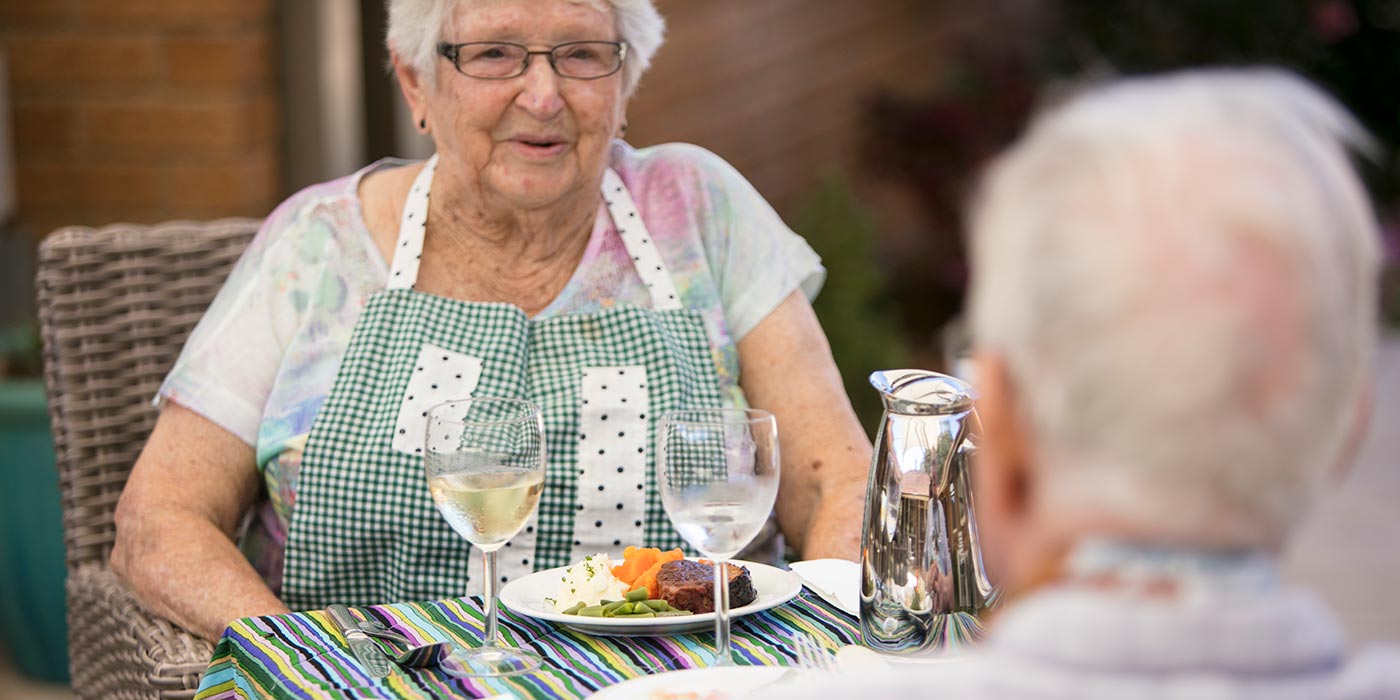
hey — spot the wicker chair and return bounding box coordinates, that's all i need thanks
[36,219,260,700]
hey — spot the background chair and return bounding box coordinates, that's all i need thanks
[36,219,259,700]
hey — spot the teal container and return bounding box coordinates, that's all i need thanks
[0,379,69,682]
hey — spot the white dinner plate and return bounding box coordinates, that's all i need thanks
[499,560,802,636]
[590,666,785,700]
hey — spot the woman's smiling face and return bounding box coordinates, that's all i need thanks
[426,0,625,210]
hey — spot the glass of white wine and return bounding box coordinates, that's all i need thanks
[425,397,545,677]
[657,408,779,666]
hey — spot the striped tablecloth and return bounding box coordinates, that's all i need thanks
[194,589,859,699]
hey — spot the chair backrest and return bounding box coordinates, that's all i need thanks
[36,219,259,570]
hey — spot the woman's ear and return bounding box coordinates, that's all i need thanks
[392,50,431,132]
[614,99,630,139]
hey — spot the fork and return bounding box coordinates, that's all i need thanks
[351,613,452,668]
[746,635,835,693]
[792,634,837,673]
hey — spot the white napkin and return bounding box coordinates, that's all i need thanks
[789,559,860,616]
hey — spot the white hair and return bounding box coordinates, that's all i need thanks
[968,68,1381,547]
[386,0,665,96]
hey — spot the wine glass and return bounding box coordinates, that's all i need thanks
[657,408,780,666]
[425,397,545,677]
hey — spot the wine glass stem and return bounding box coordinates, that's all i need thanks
[713,557,733,666]
[482,548,500,649]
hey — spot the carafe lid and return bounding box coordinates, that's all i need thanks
[869,369,975,415]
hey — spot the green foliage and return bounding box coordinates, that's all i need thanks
[0,322,41,379]
[859,0,1400,330]
[791,173,908,436]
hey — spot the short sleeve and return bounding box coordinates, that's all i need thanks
[692,148,826,341]
[155,203,317,446]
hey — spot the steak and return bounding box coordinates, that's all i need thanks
[656,560,757,614]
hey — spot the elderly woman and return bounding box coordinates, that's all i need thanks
[111,0,871,641]
[771,68,1400,698]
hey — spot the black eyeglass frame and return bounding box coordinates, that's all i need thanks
[436,40,628,80]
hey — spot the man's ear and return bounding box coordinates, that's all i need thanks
[1333,383,1373,481]
[972,353,1034,584]
[975,354,1033,520]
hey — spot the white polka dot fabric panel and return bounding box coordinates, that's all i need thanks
[391,342,483,457]
[386,154,437,291]
[602,168,682,311]
[571,366,650,561]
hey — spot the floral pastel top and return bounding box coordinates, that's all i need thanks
[157,141,825,591]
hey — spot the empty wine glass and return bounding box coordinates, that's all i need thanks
[657,408,779,666]
[425,398,545,677]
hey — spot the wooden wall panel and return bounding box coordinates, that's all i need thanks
[625,0,943,215]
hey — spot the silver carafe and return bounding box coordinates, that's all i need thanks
[859,370,994,654]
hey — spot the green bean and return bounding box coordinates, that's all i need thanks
[560,591,698,617]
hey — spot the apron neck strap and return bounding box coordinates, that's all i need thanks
[385,153,438,291]
[601,168,682,310]
[385,155,682,310]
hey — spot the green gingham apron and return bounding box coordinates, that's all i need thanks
[281,155,722,610]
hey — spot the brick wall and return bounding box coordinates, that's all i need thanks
[0,0,935,237]
[0,0,280,238]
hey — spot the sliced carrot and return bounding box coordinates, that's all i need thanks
[611,546,638,581]
[612,546,660,585]
[610,546,686,594]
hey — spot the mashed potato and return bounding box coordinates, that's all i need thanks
[548,553,629,612]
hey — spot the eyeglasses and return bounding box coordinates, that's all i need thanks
[436,41,627,80]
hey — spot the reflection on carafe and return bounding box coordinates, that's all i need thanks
[860,370,994,654]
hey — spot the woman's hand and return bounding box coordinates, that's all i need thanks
[111,402,290,641]
[737,291,872,561]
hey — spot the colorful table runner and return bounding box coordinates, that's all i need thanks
[195,589,859,699]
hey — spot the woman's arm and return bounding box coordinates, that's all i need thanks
[111,401,289,641]
[737,290,872,561]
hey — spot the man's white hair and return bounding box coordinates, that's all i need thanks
[968,68,1381,547]
[386,0,665,96]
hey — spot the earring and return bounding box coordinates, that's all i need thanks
[418,117,428,132]
[620,122,628,136]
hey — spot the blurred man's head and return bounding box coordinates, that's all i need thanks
[966,69,1380,590]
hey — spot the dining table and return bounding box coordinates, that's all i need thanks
[193,586,859,699]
